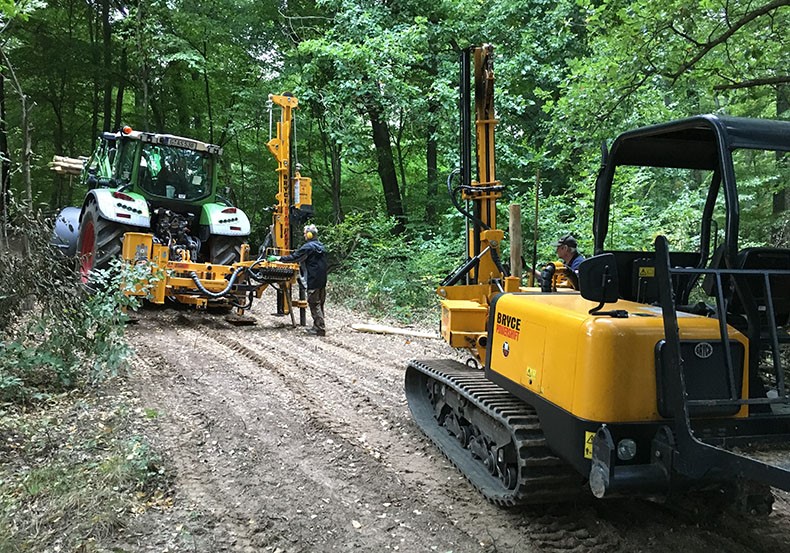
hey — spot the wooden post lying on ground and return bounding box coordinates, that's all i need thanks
[351,323,439,339]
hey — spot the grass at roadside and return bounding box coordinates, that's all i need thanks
[0,383,171,551]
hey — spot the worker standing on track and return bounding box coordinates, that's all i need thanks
[269,224,328,336]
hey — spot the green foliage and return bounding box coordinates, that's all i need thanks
[0,213,154,403]
[2,0,789,320]
[547,0,790,152]
[322,212,463,322]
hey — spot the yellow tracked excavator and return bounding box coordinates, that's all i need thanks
[405,44,790,511]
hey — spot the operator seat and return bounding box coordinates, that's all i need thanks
[729,247,790,329]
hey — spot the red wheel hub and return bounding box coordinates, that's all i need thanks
[79,220,96,283]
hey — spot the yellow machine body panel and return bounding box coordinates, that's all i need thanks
[488,292,749,423]
[293,172,312,211]
[438,282,499,357]
[440,299,488,348]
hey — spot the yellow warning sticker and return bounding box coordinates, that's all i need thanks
[638,266,655,278]
[526,367,537,379]
[584,431,595,459]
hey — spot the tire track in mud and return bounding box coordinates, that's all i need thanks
[249,331,405,403]
[206,330,631,553]
[127,310,790,553]
[210,332,402,437]
[130,326,498,552]
[129,347,279,552]
[132,344,434,551]
[133,316,629,553]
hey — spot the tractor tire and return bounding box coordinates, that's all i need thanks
[209,235,245,266]
[75,200,135,285]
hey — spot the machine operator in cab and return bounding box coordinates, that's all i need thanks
[538,233,586,292]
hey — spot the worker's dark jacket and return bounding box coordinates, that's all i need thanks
[279,239,327,289]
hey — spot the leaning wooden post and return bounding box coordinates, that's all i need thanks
[505,204,522,292]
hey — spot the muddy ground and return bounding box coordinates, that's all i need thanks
[113,289,790,552]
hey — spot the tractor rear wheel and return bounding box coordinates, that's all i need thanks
[75,200,134,285]
[209,235,245,266]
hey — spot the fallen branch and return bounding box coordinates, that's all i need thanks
[351,323,440,339]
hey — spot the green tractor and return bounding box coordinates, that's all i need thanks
[55,126,251,283]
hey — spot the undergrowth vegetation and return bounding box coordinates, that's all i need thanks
[0,212,169,552]
[0,213,144,402]
[322,213,465,323]
[0,390,171,551]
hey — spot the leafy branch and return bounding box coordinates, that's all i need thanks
[667,0,790,82]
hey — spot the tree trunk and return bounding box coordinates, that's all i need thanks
[0,72,9,250]
[101,0,113,132]
[21,94,32,209]
[363,93,405,233]
[0,48,33,210]
[395,108,408,214]
[313,103,344,223]
[114,47,127,130]
[202,41,214,143]
[330,144,343,223]
[136,1,149,130]
[88,6,100,150]
[52,104,65,207]
[426,100,439,224]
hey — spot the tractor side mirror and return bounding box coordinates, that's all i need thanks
[578,254,626,317]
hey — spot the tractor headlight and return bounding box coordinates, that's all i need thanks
[616,438,637,461]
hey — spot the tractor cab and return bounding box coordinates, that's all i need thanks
[591,115,790,330]
[84,126,222,211]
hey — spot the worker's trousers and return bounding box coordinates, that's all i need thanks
[307,288,326,335]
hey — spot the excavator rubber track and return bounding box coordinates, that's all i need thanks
[405,359,583,506]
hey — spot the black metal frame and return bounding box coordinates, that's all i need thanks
[654,235,790,487]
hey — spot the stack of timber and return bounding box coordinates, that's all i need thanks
[49,155,87,176]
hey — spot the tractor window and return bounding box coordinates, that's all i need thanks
[115,140,137,184]
[85,139,115,182]
[139,144,212,201]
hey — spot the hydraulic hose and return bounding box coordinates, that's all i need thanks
[231,291,254,310]
[189,266,246,298]
[489,245,508,277]
[447,169,490,231]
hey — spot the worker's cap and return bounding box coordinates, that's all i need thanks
[553,233,577,248]
[304,224,318,236]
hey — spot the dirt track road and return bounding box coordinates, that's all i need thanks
[117,292,790,552]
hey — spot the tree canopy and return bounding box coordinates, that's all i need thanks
[1,0,788,258]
